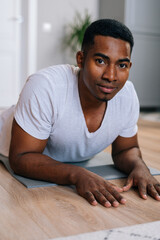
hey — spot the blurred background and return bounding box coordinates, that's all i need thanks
[0,0,160,115]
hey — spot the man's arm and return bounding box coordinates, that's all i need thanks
[9,119,78,184]
[9,119,126,208]
[112,134,160,200]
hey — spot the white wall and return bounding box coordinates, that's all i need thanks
[99,0,125,23]
[21,0,28,87]
[36,0,99,70]
[125,0,160,108]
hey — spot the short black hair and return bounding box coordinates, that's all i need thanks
[82,19,134,54]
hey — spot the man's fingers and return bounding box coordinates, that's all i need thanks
[123,177,133,191]
[84,191,97,206]
[138,182,160,201]
[155,183,160,195]
[84,190,112,208]
[147,184,160,201]
[137,182,147,199]
[94,190,112,207]
[110,183,123,193]
[102,186,126,206]
[83,187,126,208]
[76,173,127,207]
[102,190,119,207]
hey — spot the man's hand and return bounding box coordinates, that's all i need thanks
[112,134,160,202]
[73,168,126,207]
[123,165,160,201]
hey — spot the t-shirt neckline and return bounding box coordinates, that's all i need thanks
[76,78,109,138]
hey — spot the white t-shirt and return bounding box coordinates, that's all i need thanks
[0,64,139,160]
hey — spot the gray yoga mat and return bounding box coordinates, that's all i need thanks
[0,152,160,189]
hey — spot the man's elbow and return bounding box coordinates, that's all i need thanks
[9,153,20,175]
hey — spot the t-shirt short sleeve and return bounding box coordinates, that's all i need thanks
[14,74,55,140]
[120,122,138,138]
[119,81,140,138]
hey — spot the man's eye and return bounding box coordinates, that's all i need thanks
[96,59,105,65]
[119,63,127,69]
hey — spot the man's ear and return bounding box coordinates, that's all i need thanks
[76,51,84,69]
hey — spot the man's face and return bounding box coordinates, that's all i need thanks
[77,35,132,102]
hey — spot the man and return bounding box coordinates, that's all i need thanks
[9,19,160,208]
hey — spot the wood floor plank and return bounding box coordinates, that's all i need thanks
[0,181,49,240]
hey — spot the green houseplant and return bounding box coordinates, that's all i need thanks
[64,11,92,55]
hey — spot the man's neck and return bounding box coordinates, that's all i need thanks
[78,72,107,132]
[78,72,106,111]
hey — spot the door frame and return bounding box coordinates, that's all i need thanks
[27,0,38,76]
[20,0,38,90]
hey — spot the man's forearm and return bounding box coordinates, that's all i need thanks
[9,153,82,185]
[112,147,149,174]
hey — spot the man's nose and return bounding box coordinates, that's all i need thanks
[102,64,117,82]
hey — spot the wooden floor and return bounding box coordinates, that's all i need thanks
[0,118,160,240]
[137,119,160,170]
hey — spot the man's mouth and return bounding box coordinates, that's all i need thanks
[97,84,117,94]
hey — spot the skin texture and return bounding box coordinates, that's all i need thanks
[77,36,132,132]
[9,36,160,208]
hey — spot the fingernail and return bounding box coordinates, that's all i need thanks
[118,188,123,193]
[104,201,111,208]
[113,201,119,207]
[121,198,127,204]
[143,194,147,199]
[156,195,160,200]
[91,200,97,206]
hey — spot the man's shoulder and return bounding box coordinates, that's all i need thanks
[117,81,137,98]
[33,64,79,81]
[25,64,79,92]
[113,81,139,108]
[123,80,135,91]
